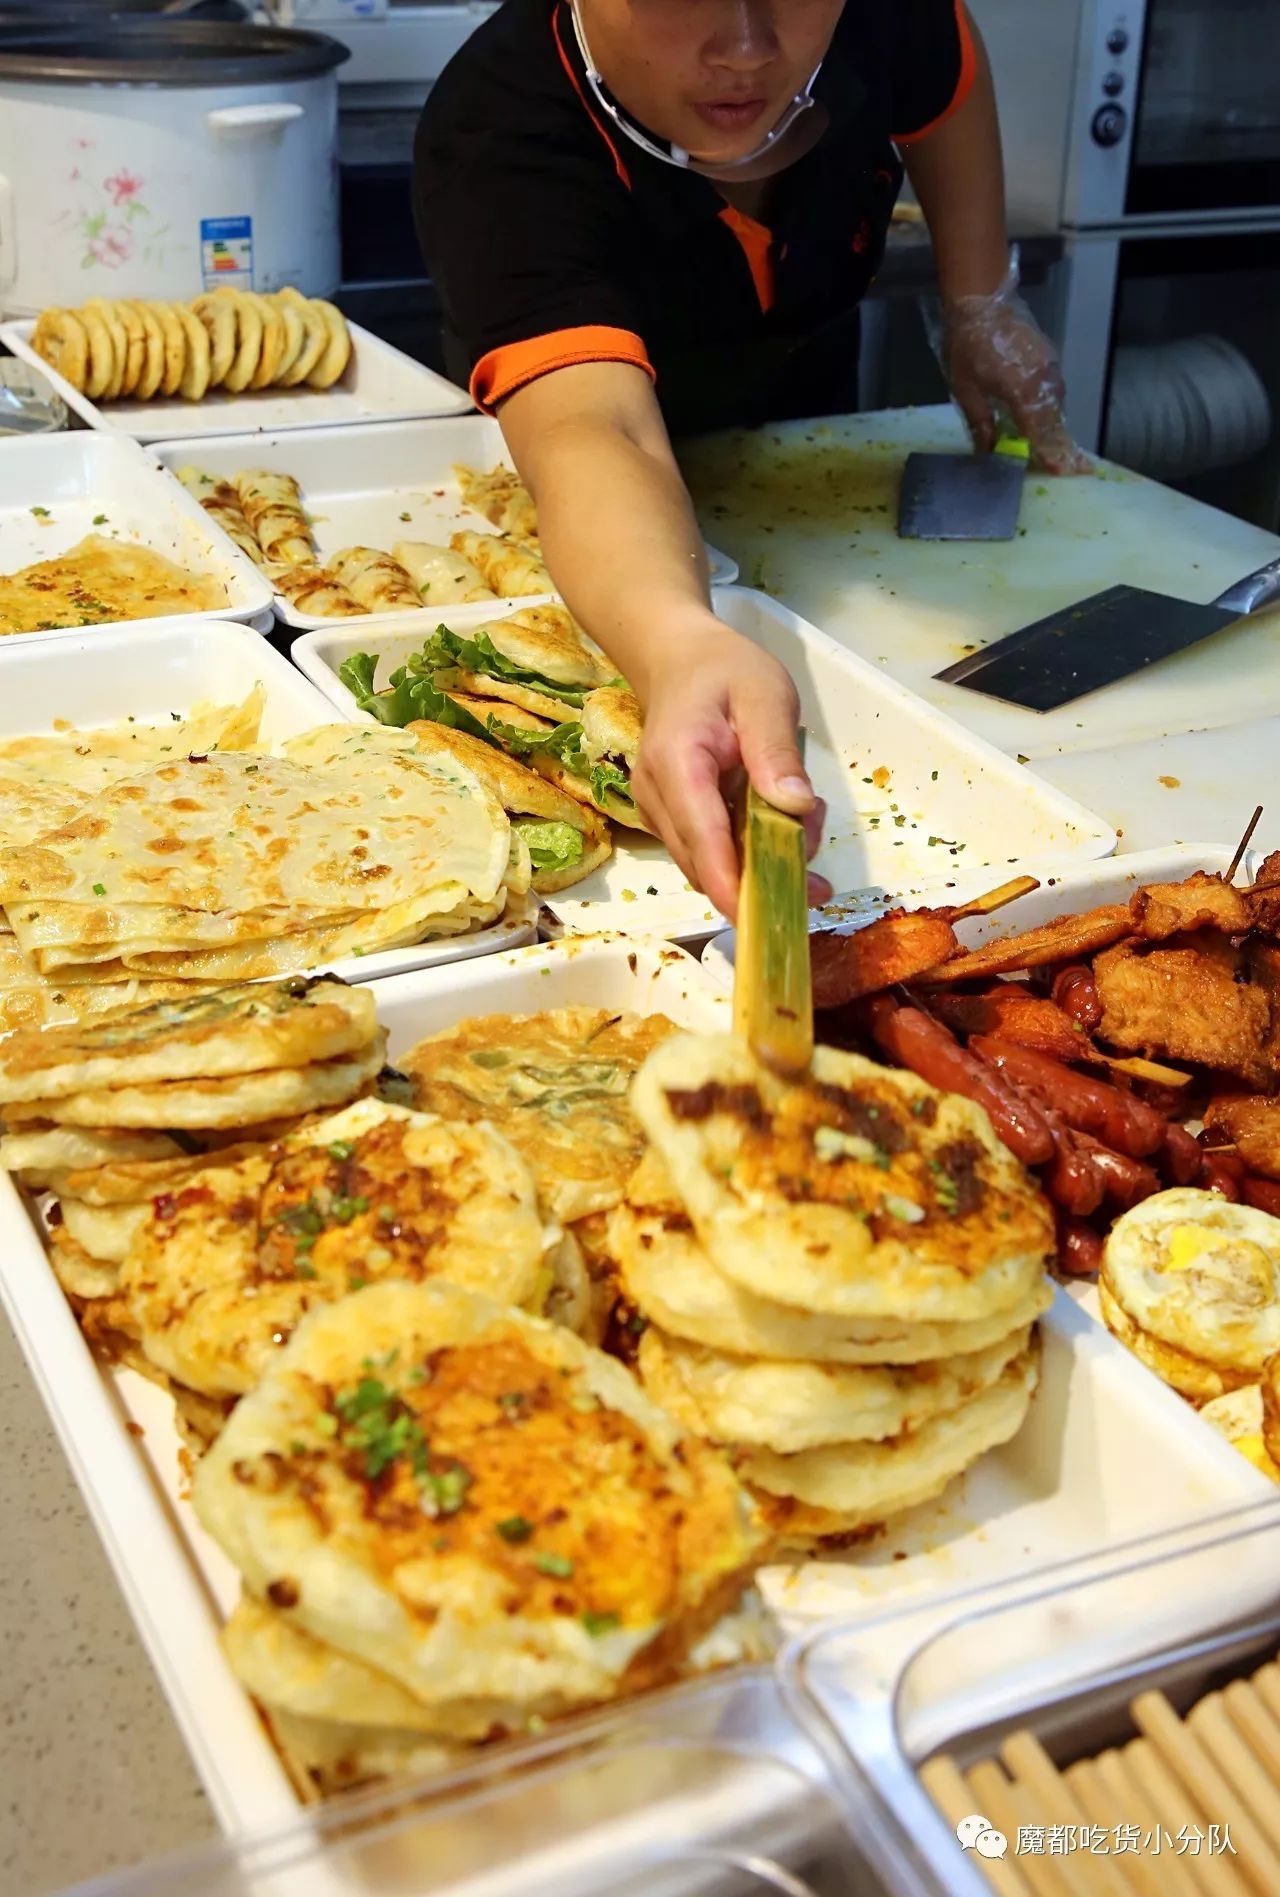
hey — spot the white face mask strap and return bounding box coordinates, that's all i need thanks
[568,0,820,176]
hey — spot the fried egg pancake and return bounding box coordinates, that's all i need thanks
[633,1036,1053,1325]
[1103,1189,1280,1382]
[2,1035,386,1130]
[613,1150,1053,1364]
[1097,1275,1256,1405]
[743,1343,1039,1530]
[0,976,375,1105]
[48,1226,120,1302]
[116,1100,550,1398]
[57,1195,148,1266]
[194,1281,764,1718]
[1264,1356,1280,1470]
[267,1708,456,1797]
[401,1008,678,1223]
[1199,1385,1280,1482]
[638,1322,1034,1453]
[0,1125,181,1190]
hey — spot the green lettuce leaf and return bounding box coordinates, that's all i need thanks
[411,628,587,707]
[588,760,634,809]
[514,820,585,871]
[338,652,430,727]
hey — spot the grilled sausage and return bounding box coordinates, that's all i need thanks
[1036,1104,1106,1217]
[865,998,1055,1167]
[1160,1122,1203,1187]
[1051,964,1103,1032]
[1077,1137,1161,1210]
[1056,1214,1104,1277]
[1199,1153,1243,1201]
[1242,1175,1280,1218]
[968,1037,1166,1159]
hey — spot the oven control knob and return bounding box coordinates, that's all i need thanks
[1091,103,1128,146]
[1103,70,1125,96]
[1106,27,1129,53]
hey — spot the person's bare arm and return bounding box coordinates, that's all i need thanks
[498,361,825,916]
[904,10,1086,471]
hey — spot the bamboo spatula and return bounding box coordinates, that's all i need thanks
[733,738,814,1077]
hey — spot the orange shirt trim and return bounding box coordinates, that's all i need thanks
[718,205,776,315]
[893,0,978,145]
[471,326,656,410]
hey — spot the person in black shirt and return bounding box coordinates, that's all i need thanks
[416,0,1083,914]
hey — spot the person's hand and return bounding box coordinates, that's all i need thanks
[938,253,1090,476]
[630,618,830,920]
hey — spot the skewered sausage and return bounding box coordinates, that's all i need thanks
[1076,1137,1161,1210]
[1199,1153,1243,1201]
[1160,1122,1203,1186]
[1051,964,1102,1032]
[968,1037,1166,1158]
[1242,1175,1280,1218]
[1035,1102,1106,1217]
[865,998,1054,1167]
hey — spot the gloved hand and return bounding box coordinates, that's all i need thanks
[930,248,1090,475]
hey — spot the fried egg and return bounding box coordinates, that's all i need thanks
[1102,1189,1280,1388]
[1198,1385,1280,1482]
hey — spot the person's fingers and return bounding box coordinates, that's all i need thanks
[807,871,834,906]
[948,365,997,455]
[732,682,812,816]
[666,744,740,917]
[802,797,826,861]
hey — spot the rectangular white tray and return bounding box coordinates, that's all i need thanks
[701,843,1248,989]
[0,619,537,990]
[0,432,273,642]
[0,936,1267,1858]
[154,415,737,630]
[0,316,472,445]
[294,584,1117,943]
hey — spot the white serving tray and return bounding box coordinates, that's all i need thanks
[0,316,472,445]
[0,432,273,641]
[701,842,1249,989]
[154,415,737,630]
[0,936,1267,1855]
[0,620,537,991]
[294,584,1117,943]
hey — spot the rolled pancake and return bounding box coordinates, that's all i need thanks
[330,546,422,614]
[391,542,495,606]
[450,530,551,598]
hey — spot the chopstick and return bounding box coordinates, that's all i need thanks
[1131,1689,1280,1893]
[920,1754,1035,1896]
[1000,1731,1133,1897]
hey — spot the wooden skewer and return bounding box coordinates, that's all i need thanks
[1226,807,1264,886]
[1131,1690,1278,1895]
[947,875,1042,922]
[1097,1053,1194,1089]
[1222,1678,1280,1788]
[920,1754,1035,1897]
[1250,1662,1280,1731]
[966,1760,1072,1897]
[1188,1692,1280,1853]
[1066,1759,1166,1897]
[1001,1731,1133,1897]
[1092,1748,1202,1897]
[1122,1739,1236,1897]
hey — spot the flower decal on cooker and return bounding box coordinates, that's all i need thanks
[54,151,172,272]
[104,169,144,209]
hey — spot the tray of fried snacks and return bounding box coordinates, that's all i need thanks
[0,290,471,445]
[0,621,538,1033]
[154,415,737,628]
[706,843,1280,1475]
[295,584,1115,942]
[0,936,1266,1839]
[0,431,273,641]
[783,1502,1280,1897]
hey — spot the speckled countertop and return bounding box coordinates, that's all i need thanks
[0,1312,212,1896]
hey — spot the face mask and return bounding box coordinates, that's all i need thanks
[569,0,829,184]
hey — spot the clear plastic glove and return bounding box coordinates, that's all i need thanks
[630,619,830,921]
[929,248,1090,475]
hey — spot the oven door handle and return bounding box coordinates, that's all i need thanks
[1215,555,1280,617]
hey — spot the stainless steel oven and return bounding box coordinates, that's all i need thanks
[973,0,1280,233]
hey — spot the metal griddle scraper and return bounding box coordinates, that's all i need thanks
[898,436,1029,542]
[937,554,1280,711]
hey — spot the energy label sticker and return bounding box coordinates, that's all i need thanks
[200,216,253,291]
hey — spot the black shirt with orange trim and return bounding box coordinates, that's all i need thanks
[414,0,974,434]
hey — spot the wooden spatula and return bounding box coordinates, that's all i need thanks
[733,736,814,1077]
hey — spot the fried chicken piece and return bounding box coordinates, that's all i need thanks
[1203,1096,1280,1180]
[917,985,1091,1062]
[1129,871,1250,941]
[1246,853,1280,937]
[809,910,958,1009]
[920,906,1133,985]
[1094,930,1276,1090]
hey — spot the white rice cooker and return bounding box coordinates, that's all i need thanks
[0,18,348,315]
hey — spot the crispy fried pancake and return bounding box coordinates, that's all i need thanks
[633,1034,1053,1324]
[401,1008,678,1222]
[0,535,226,636]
